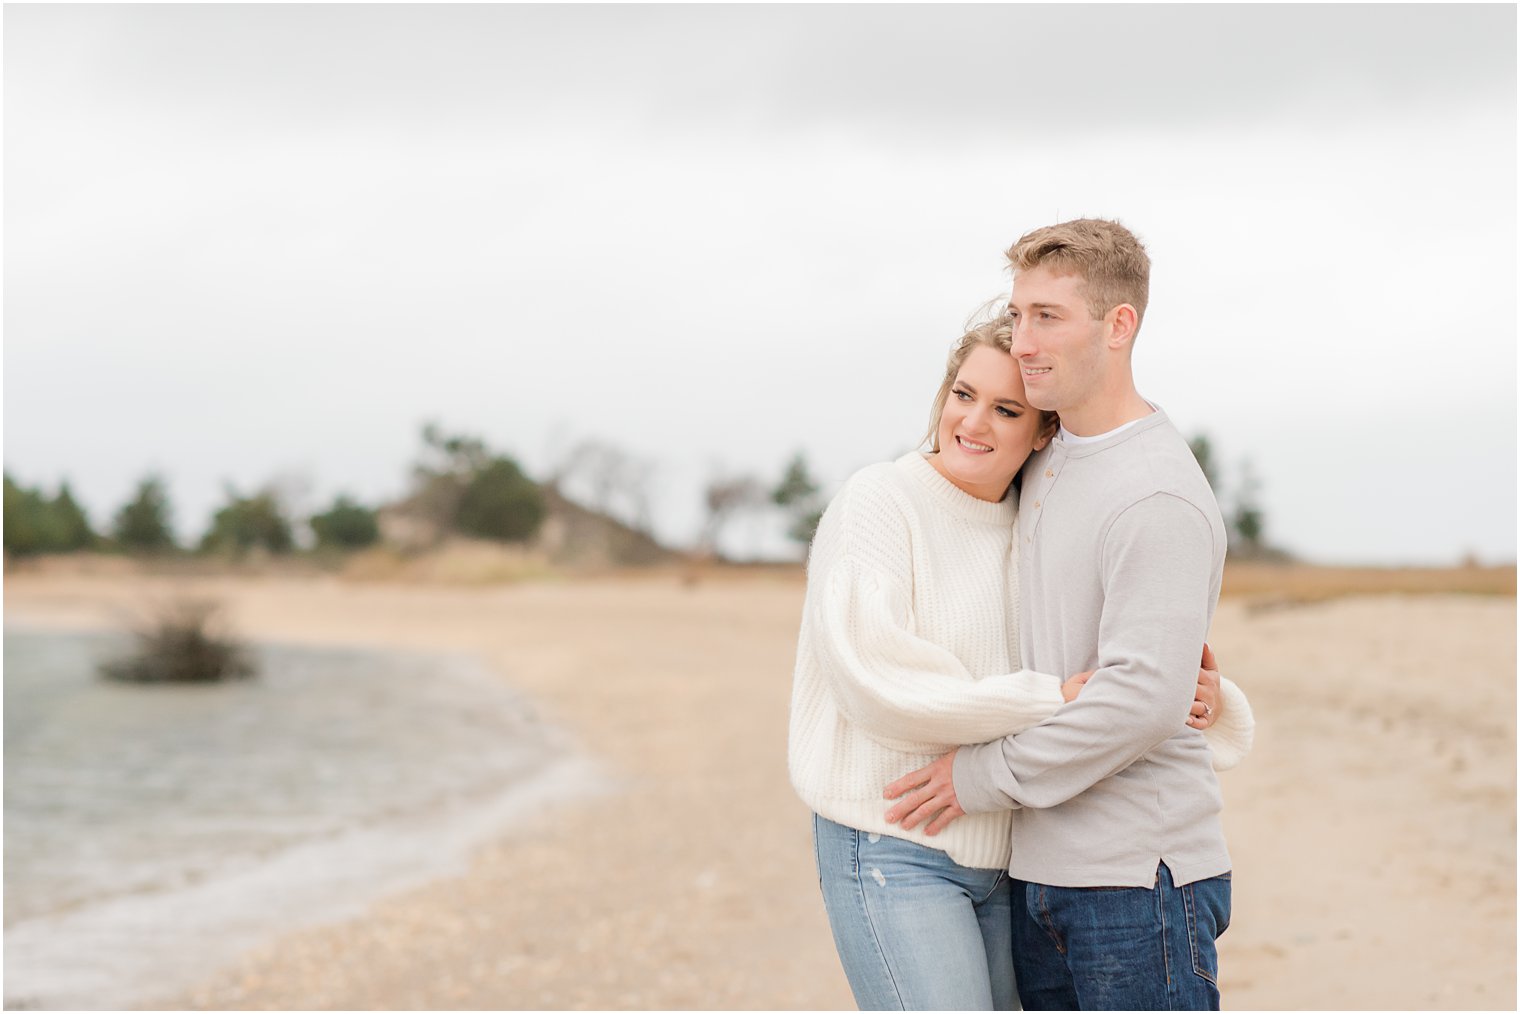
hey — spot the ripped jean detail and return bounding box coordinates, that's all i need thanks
[812,814,1015,1011]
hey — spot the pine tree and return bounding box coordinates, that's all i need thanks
[114,476,178,553]
[51,483,96,551]
[771,452,825,549]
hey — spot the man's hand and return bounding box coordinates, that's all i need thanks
[883,751,964,835]
[1188,642,1220,730]
[1061,670,1095,703]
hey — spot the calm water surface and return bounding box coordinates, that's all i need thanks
[4,628,598,1009]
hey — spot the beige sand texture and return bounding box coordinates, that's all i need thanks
[4,570,1515,1010]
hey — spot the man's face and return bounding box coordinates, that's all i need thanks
[1006,264,1108,414]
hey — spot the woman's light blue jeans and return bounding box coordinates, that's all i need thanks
[812,814,1017,1011]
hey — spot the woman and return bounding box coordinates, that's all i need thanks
[787,316,1253,1011]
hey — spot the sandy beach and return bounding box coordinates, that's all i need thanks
[4,566,1514,1011]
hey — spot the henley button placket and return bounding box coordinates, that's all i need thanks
[1024,448,1064,545]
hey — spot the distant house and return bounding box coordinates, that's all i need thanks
[534,484,673,567]
[377,482,674,568]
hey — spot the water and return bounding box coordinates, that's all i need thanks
[3,628,605,1010]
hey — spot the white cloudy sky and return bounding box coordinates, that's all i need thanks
[5,5,1515,565]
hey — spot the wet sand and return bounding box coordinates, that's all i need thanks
[4,569,1514,1010]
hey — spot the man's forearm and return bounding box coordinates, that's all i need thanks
[955,493,1217,812]
[952,659,1197,811]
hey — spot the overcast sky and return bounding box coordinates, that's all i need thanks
[5,5,1515,565]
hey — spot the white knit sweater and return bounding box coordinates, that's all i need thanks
[787,452,1254,871]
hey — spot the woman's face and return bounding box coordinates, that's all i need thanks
[931,343,1050,502]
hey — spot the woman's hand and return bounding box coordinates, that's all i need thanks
[1061,670,1095,703]
[882,751,963,835]
[1188,642,1221,730]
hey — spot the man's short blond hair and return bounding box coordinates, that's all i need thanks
[1005,219,1150,333]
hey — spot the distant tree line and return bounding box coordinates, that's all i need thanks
[8,432,1270,565]
[7,428,832,565]
[3,475,96,554]
[3,423,546,560]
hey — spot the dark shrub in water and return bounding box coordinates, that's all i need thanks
[100,600,256,683]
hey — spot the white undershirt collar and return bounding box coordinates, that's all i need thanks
[1059,401,1158,445]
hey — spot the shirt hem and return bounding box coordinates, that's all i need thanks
[1009,851,1232,888]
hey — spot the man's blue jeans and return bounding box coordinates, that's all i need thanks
[812,814,1017,1010]
[1011,864,1231,1011]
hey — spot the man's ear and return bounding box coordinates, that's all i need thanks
[1033,414,1059,451]
[1106,304,1139,349]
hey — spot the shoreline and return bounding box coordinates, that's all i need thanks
[3,625,611,1011]
[3,571,1513,1010]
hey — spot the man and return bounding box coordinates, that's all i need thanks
[884,219,1233,1010]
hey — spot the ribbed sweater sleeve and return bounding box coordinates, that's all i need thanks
[802,466,1065,751]
[810,558,1066,750]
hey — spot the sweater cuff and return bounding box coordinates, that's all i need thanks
[1203,677,1256,771]
[1003,669,1067,718]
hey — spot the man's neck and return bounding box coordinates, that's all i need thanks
[1058,386,1154,438]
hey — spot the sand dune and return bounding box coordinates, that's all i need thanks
[4,569,1514,1010]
